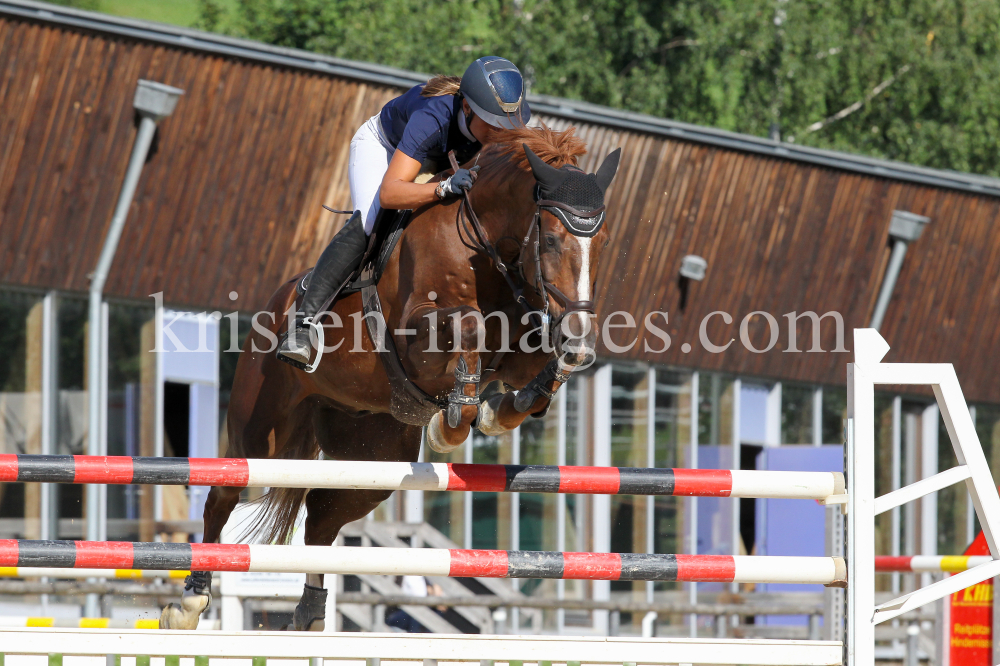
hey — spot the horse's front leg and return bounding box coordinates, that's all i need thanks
[404,305,483,453]
[477,310,597,434]
[477,357,572,435]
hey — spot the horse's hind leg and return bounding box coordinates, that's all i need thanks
[161,329,302,630]
[291,410,422,631]
[292,487,395,631]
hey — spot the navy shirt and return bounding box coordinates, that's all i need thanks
[379,84,530,171]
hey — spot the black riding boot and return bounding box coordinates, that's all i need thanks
[277,211,368,369]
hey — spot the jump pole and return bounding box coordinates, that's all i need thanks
[875,555,996,573]
[0,455,845,499]
[0,559,928,580]
[0,567,188,580]
[0,541,847,585]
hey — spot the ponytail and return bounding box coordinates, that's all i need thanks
[421,75,462,97]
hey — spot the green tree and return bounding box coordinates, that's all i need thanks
[206,0,1000,176]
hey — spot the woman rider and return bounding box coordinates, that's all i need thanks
[277,56,531,368]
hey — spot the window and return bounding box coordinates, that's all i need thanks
[0,289,44,537]
[781,384,813,445]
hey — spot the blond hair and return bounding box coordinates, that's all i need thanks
[421,75,462,97]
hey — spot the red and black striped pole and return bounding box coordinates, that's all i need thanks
[0,540,847,585]
[0,455,844,500]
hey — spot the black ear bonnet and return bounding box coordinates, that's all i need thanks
[523,145,622,238]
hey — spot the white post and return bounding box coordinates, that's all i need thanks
[592,364,612,633]
[40,292,57,540]
[646,367,656,606]
[967,406,978,546]
[464,430,473,549]
[688,371,699,638]
[98,301,109,542]
[510,424,520,632]
[324,571,337,634]
[404,435,425,523]
[847,335,877,666]
[891,397,902,594]
[921,403,940,589]
[891,395,903,651]
[812,387,823,447]
[556,386,567,633]
[765,382,781,447]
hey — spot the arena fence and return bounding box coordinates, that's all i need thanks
[0,627,845,666]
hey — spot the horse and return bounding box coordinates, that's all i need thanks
[159,124,621,630]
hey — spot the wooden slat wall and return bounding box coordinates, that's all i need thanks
[3,16,1000,401]
[0,17,396,311]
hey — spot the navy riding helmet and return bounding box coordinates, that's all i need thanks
[460,56,529,130]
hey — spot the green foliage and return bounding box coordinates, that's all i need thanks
[45,0,100,10]
[201,0,1000,176]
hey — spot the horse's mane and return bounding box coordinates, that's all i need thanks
[481,124,588,177]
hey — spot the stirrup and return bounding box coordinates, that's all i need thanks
[278,319,327,374]
[447,357,482,428]
[300,317,326,374]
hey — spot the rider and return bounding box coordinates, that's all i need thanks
[277,56,531,368]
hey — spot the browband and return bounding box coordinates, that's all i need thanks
[536,198,607,238]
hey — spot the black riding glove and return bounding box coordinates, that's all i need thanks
[437,166,479,198]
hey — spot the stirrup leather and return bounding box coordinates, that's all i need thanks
[447,357,482,428]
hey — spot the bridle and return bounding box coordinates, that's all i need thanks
[449,153,603,339]
[516,197,603,330]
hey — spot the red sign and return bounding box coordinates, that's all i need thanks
[949,531,993,665]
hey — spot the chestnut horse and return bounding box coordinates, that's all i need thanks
[160,125,621,630]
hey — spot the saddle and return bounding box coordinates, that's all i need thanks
[296,207,447,426]
[296,207,411,300]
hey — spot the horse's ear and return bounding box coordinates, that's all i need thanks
[523,143,567,190]
[594,148,622,193]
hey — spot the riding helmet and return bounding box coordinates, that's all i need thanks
[460,56,530,130]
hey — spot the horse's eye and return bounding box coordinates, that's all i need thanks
[545,235,557,249]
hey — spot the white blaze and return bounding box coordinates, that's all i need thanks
[575,236,592,300]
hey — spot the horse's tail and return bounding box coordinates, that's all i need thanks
[241,424,319,547]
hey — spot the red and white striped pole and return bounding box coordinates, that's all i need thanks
[0,455,844,499]
[0,541,847,585]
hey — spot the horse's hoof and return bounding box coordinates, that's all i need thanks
[476,394,507,436]
[426,411,464,453]
[159,592,209,630]
[293,584,328,631]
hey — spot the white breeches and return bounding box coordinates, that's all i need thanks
[349,114,396,235]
